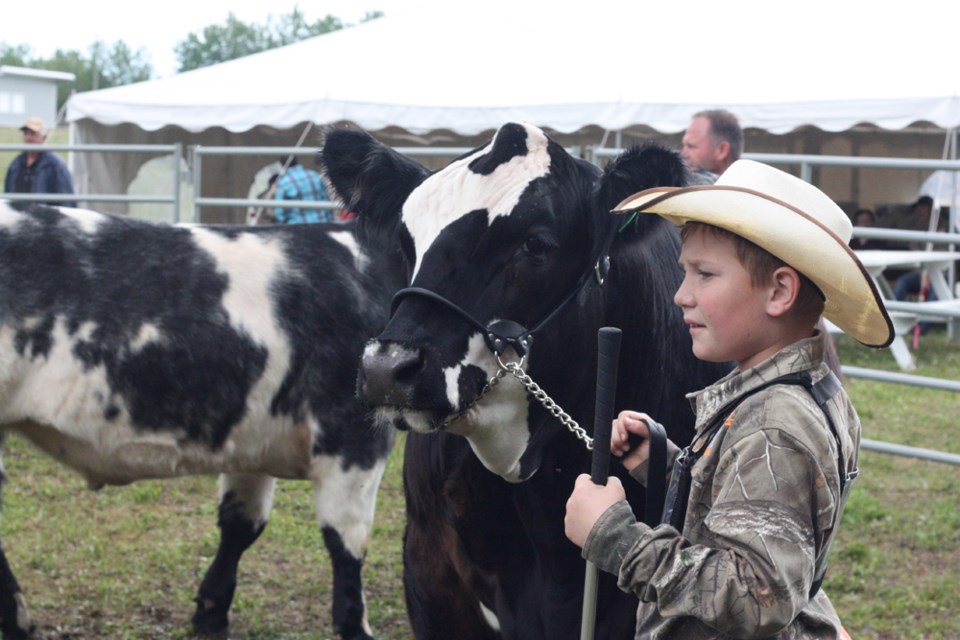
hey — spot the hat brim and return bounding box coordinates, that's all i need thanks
[615,185,894,348]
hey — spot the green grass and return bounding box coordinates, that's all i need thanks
[2,434,409,640]
[1,330,958,639]
[827,329,960,640]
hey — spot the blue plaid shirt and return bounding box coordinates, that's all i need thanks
[274,165,331,224]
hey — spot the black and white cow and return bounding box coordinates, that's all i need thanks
[0,202,403,640]
[320,122,732,640]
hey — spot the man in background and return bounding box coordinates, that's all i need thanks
[681,109,743,184]
[4,117,76,207]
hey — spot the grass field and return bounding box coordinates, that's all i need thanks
[2,332,958,639]
[827,330,960,640]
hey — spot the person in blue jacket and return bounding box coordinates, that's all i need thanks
[4,117,76,208]
[273,155,332,224]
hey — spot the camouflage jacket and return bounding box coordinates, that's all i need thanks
[583,333,858,639]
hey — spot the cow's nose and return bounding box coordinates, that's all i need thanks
[360,346,424,406]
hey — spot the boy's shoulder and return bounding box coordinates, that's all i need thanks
[727,369,845,458]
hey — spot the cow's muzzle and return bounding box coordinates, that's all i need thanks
[359,345,424,407]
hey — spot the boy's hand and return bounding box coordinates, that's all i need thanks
[564,474,625,548]
[611,410,654,471]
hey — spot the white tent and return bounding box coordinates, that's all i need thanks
[66,1,960,222]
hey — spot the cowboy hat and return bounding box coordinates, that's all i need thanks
[613,159,893,348]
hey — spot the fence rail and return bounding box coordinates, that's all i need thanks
[1,142,184,219]
[4,141,959,465]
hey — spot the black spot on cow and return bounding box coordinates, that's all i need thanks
[469,122,529,175]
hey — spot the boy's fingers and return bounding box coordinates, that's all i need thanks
[624,414,651,437]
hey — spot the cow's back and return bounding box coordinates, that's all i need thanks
[0,203,394,485]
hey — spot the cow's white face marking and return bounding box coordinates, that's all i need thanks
[440,334,531,483]
[401,124,551,280]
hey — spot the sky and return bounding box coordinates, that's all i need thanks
[3,0,423,78]
[5,0,958,99]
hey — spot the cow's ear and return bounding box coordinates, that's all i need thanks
[319,126,430,222]
[596,144,686,213]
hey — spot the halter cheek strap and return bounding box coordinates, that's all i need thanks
[390,256,611,358]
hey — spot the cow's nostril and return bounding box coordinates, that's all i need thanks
[361,348,423,405]
[392,350,424,384]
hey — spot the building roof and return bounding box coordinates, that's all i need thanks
[0,65,76,84]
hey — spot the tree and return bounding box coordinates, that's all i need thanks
[175,8,383,73]
[0,40,152,112]
[0,43,31,67]
[0,7,381,113]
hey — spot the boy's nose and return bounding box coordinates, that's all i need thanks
[673,281,693,308]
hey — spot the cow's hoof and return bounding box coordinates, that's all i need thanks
[0,620,33,640]
[191,608,229,638]
[0,592,35,640]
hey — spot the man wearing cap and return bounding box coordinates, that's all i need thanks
[4,117,76,208]
[565,160,890,639]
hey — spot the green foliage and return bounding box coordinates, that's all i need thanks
[0,43,31,67]
[1,7,383,113]
[0,40,152,111]
[174,8,382,73]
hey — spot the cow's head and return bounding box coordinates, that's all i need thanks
[320,123,687,482]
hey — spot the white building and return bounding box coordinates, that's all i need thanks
[0,65,76,129]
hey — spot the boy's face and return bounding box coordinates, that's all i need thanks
[675,229,783,370]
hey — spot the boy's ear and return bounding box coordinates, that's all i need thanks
[767,266,801,317]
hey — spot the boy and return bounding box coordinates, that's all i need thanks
[565,160,893,639]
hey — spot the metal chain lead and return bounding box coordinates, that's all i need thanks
[447,355,594,450]
[495,355,594,450]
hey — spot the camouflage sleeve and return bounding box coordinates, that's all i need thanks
[583,500,650,576]
[612,400,838,637]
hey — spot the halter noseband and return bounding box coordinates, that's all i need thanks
[389,255,611,358]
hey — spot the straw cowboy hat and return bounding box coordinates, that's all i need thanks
[614,159,894,348]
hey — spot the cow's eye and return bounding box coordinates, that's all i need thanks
[522,235,552,260]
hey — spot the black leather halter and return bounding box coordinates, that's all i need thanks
[390,256,610,358]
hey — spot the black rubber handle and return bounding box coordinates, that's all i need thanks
[590,327,621,485]
[641,419,668,526]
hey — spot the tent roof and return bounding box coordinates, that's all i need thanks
[66,2,960,136]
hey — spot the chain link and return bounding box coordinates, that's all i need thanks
[444,355,594,450]
[497,356,594,450]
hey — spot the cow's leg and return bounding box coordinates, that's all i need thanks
[0,435,33,640]
[311,455,388,640]
[192,473,276,636]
